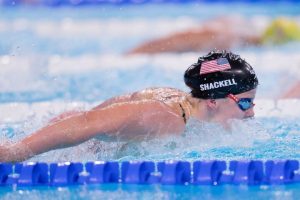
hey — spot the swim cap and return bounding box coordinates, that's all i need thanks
[184,51,258,99]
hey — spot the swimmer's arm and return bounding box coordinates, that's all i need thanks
[2,101,183,162]
[127,30,209,54]
[127,24,261,54]
[280,81,300,98]
[127,29,261,54]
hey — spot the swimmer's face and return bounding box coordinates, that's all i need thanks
[212,89,257,122]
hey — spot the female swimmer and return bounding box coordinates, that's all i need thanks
[0,50,258,162]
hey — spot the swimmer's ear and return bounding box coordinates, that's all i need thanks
[206,99,218,109]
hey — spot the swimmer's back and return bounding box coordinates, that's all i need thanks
[131,87,186,103]
[93,87,189,123]
[94,87,187,109]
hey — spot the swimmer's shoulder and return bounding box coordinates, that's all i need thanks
[93,87,188,130]
[94,87,187,111]
[135,87,192,123]
[131,87,187,100]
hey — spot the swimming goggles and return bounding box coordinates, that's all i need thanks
[227,94,255,111]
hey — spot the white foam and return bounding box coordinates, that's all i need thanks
[0,15,282,40]
[0,103,30,123]
[34,52,294,75]
[1,51,300,95]
[244,51,300,74]
[45,51,300,75]
[0,55,48,92]
[0,18,198,39]
[0,101,96,123]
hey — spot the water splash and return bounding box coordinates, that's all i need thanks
[82,118,272,162]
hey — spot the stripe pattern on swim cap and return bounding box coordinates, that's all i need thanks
[200,58,231,75]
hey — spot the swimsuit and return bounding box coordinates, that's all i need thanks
[179,103,187,124]
[129,87,190,124]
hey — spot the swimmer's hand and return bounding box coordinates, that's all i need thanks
[0,143,32,163]
[0,145,12,162]
[0,145,21,162]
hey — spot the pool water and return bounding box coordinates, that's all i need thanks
[1,183,300,200]
[1,2,300,199]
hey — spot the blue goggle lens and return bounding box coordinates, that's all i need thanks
[238,98,254,111]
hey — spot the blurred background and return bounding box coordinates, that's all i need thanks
[0,0,300,104]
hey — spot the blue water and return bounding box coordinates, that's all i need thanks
[1,2,300,199]
[1,183,300,200]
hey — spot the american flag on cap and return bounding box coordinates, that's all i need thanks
[200,58,231,75]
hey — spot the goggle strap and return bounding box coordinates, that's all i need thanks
[227,94,239,103]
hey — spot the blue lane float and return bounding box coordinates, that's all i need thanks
[49,162,83,186]
[122,161,155,184]
[0,163,12,186]
[85,161,119,184]
[229,160,263,185]
[17,162,48,186]
[193,160,226,185]
[264,160,299,184]
[158,161,191,184]
[1,160,300,186]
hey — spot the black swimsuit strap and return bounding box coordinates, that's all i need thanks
[179,103,187,124]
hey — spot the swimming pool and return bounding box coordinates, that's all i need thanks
[1,1,300,199]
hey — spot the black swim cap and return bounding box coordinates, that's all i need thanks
[184,51,258,99]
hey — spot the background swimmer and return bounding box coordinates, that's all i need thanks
[128,17,300,54]
[0,51,258,162]
[281,81,300,98]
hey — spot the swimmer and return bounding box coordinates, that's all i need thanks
[280,81,300,99]
[0,50,258,162]
[128,17,300,54]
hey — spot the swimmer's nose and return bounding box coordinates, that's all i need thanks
[244,107,255,118]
